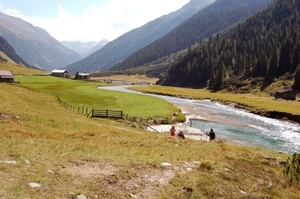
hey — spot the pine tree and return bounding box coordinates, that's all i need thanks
[293,64,300,90]
[75,72,79,80]
[267,46,279,81]
[254,50,268,77]
[214,61,226,89]
[234,53,245,75]
[208,71,216,89]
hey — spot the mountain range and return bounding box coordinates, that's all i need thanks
[65,0,215,73]
[2,0,297,91]
[110,0,272,75]
[61,39,109,58]
[0,12,80,71]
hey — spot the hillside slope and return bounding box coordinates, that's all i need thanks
[110,0,272,74]
[0,35,31,67]
[0,12,81,71]
[0,76,299,198]
[65,0,214,73]
[159,0,300,91]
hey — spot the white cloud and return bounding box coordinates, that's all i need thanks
[2,0,189,42]
[4,8,22,16]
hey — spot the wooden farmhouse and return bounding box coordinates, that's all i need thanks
[51,69,69,78]
[274,88,296,100]
[78,72,91,80]
[0,70,14,83]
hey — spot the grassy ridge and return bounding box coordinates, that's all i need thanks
[0,63,46,75]
[1,64,299,198]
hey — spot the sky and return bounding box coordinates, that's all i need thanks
[0,0,190,42]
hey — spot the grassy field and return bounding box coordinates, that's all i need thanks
[1,64,300,198]
[130,85,300,116]
[14,75,184,120]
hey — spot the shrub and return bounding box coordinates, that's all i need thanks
[284,153,300,184]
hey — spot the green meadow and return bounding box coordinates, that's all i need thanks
[1,65,299,198]
[15,75,184,119]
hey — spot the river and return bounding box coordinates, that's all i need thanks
[98,86,300,154]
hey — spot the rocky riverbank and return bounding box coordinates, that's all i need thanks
[140,89,300,124]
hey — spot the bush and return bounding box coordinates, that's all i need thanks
[284,153,300,184]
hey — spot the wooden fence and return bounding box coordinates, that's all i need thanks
[56,95,170,131]
[88,109,123,118]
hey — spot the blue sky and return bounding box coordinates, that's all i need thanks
[0,0,190,42]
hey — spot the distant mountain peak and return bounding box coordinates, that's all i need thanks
[61,39,109,58]
[0,12,81,71]
[65,0,214,73]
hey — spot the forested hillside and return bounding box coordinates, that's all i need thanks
[159,0,300,91]
[0,36,31,67]
[110,0,272,72]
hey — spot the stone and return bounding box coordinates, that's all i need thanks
[161,162,172,166]
[77,194,87,199]
[29,182,41,188]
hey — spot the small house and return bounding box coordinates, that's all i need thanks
[51,69,69,78]
[0,70,14,83]
[274,88,296,100]
[78,72,90,80]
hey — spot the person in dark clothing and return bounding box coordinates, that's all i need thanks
[177,130,185,139]
[206,129,215,141]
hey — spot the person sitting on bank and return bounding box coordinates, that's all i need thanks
[170,125,176,136]
[177,130,185,139]
[206,128,215,141]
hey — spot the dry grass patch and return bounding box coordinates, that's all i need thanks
[91,74,158,84]
[0,62,46,75]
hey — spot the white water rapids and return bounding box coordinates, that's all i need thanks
[98,86,300,153]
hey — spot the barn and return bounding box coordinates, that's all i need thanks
[78,72,90,80]
[0,70,14,83]
[274,88,296,100]
[51,69,69,78]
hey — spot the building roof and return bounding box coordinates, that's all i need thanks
[275,88,295,94]
[78,73,90,76]
[0,70,14,78]
[51,69,68,73]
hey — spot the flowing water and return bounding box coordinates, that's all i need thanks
[98,86,300,153]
